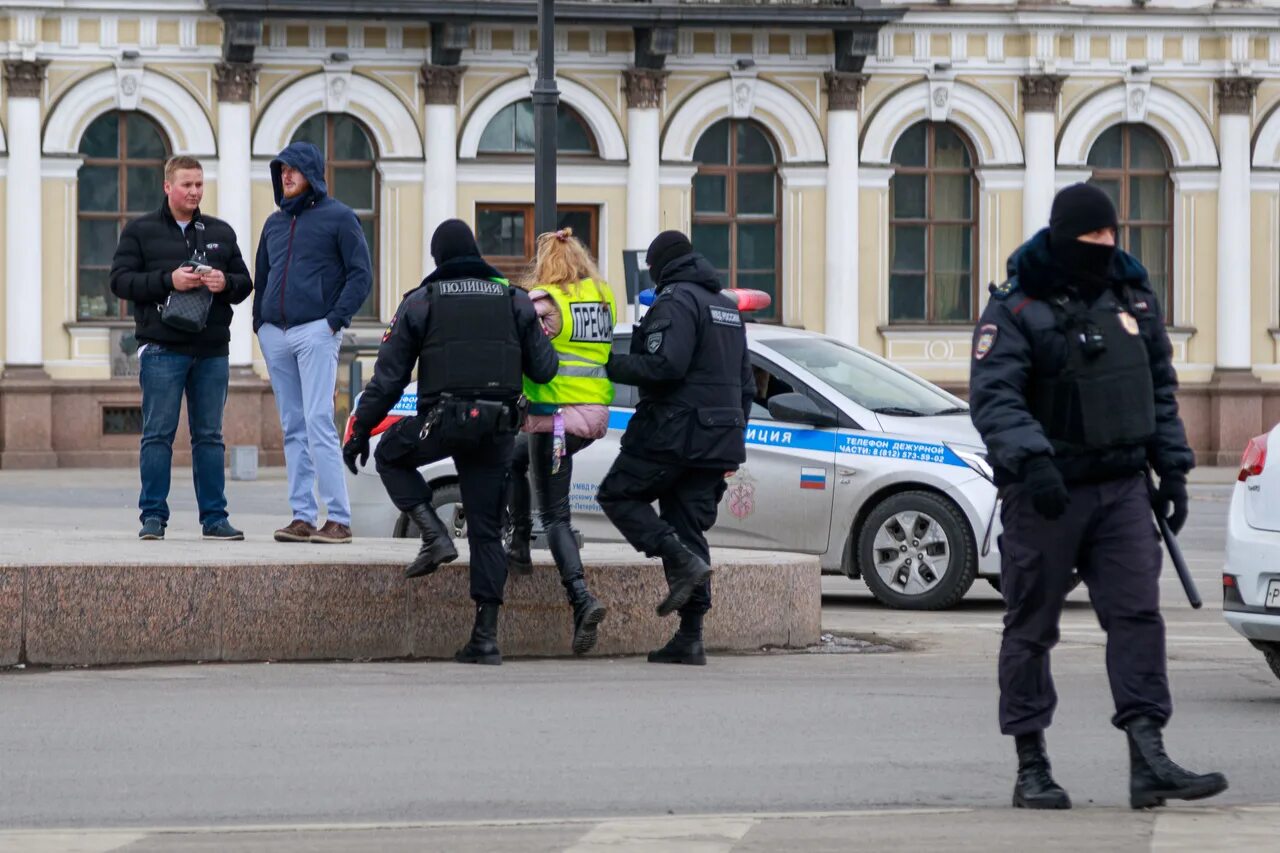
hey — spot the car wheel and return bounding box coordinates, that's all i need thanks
[857,490,977,610]
[1260,642,1280,682]
[394,484,466,541]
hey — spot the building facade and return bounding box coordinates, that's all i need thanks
[1,0,1279,467]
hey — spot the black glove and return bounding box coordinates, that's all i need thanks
[1022,455,1069,520]
[343,428,370,475]
[1152,472,1189,535]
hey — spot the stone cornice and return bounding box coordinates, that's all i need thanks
[623,67,669,110]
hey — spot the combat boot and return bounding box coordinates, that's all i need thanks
[654,534,712,617]
[1126,716,1228,809]
[507,528,533,575]
[1012,732,1071,809]
[648,611,706,665]
[405,503,459,579]
[455,602,502,665]
[547,525,606,654]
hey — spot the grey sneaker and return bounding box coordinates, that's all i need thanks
[202,519,244,541]
[139,518,165,540]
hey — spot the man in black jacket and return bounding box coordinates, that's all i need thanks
[969,184,1226,811]
[109,155,253,541]
[343,220,557,665]
[596,230,754,666]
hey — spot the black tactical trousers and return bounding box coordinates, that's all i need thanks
[596,452,728,616]
[509,432,594,534]
[998,473,1172,735]
[375,415,515,605]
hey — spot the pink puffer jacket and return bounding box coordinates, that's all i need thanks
[522,288,611,440]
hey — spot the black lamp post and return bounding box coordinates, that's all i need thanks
[532,0,559,237]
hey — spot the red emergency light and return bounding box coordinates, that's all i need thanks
[722,288,773,313]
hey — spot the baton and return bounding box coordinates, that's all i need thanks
[1146,471,1202,609]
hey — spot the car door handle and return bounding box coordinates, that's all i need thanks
[838,468,857,477]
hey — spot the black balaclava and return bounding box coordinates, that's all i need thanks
[1048,183,1120,289]
[645,230,694,285]
[430,218,481,267]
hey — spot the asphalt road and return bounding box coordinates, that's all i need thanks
[1,476,1277,851]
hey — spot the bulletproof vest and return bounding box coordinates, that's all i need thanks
[639,285,746,410]
[1029,290,1156,454]
[419,278,523,400]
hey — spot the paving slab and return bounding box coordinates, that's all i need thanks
[0,566,21,666]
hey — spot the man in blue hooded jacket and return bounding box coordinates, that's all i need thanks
[254,141,372,544]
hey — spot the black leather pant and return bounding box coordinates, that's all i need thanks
[510,432,594,599]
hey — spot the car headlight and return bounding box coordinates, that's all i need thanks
[955,449,994,483]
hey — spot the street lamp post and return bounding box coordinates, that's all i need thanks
[533,0,559,237]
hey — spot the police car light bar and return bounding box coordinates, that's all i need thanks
[637,288,772,312]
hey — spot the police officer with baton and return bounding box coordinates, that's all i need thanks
[969,184,1227,810]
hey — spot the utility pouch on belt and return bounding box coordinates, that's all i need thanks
[426,396,520,451]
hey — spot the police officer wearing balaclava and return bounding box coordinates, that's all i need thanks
[596,230,754,665]
[343,219,557,665]
[969,184,1226,810]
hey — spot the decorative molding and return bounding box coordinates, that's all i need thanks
[1147,34,1164,65]
[41,156,85,180]
[659,164,698,187]
[1058,84,1218,169]
[253,73,423,158]
[926,75,955,123]
[862,80,1023,167]
[779,165,828,189]
[790,33,807,60]
[308,24,324,51]
[268,23,286,50]
[589,28,607,57]
[323,66,354,113]
[1170,170,1220,193]
[214,62,260,103]
[858,166,895,190]
[662,77,826,164]
[116,65,143,111]
[349,23,365,52]
[913,31,929,63]
[1183,35,1200,66]
[1109,33,1126,65]
[975,168,1024,192]
[1124,73,1152,123]
[1216,77,1261,117]
[421,64,465,106]
[825,72,867,112]
[951,31,968,64]
[3,59,50,99]
[458,75,626,161]
[60,15,79,49]
[456,162,629,187]
[100,15,117,49]
[180,18,199,51]
[376,160,426,185]
[1020,74,1066,113]
[1073,32,1089,65]
[753,32,769,58]
[473,25,492,55]
[1055,168,1093,189]
[877,29,893,63]
[1251,172,1280,193]
[987,32,1004,63]
[623,68,669,110]
[728,68,760,120]
[140,17,158,50]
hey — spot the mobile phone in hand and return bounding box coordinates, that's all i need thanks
[182,262,213,274]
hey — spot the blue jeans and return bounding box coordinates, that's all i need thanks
[258,320,350,526]
[138,346,230,527]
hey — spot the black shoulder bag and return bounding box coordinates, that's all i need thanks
[160,220,214,334]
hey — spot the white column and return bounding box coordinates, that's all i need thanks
[422,65,463,276]
[217,100,253,366]
[1217,110,1252,370]
[4,61,48,370]
[1019,75,1065,238]
[1022,112,1056,237]
[822,72,865,346]
[626,107,660,257]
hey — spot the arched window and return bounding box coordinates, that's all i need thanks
[888,122,978,325]
[477,100,597,155]
[1087,124,1173,309]
[691,119,780,322]
[291,113,379,319]
[77,112,170,320]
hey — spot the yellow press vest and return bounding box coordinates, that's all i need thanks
[523,278,616,407]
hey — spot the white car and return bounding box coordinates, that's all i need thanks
[1224,425,1280,680]
[346,325,1002,610]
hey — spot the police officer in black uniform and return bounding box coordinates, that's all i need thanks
[343,219,557,665]
[970,184,1227,809]
[596,230,754,666]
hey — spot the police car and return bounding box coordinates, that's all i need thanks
[346,319,1002,611]
[1224,424,1280,681]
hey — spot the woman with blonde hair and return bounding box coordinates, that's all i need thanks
[509,228,616,654]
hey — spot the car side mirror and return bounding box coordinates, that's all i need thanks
[767,392,837,428]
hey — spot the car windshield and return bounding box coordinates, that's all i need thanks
[764,337,964,417]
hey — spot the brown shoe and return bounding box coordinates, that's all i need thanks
[311,521,353,544]
[274,519,317,543]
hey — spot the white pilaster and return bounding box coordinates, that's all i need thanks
[824,107,859,345]
[1217,111,1252,369]
[5,95,43,368]
[217,100,254,367]
[1023,111,1056,237]
[626,106,661,252]
[423,102,459,275]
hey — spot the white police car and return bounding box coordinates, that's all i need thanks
[1224,425,1280,681]
[346,322,1001,611]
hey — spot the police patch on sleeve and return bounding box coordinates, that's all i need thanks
[646,332,664,353]
[709,305,742,327]
[974,324,998,360]
[382,313,398,342]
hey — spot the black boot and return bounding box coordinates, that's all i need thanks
[547,525,606,654]
[506,470,534,576]
[648,611,706,665]
[1012,732,1071,809]
[507,528,533,575]
[454,602,502,665]
[654,535,712,617]
[405,503,459,579]
[1126,716,1228,809]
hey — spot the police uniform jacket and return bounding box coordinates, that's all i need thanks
[968,229,1193,486]
[351,256,558,433]
[607,252,755,468]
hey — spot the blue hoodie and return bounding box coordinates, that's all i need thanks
[253,141,373,332]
